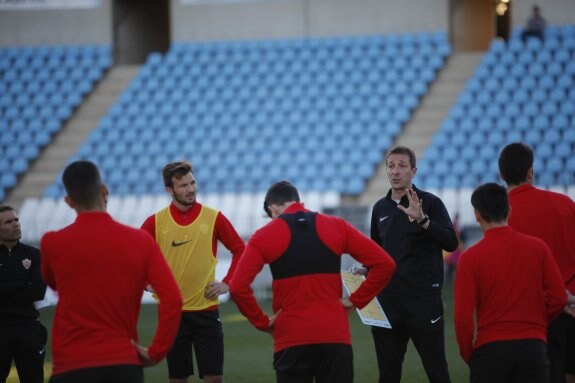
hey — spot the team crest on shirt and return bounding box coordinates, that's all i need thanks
[22,258,31,269]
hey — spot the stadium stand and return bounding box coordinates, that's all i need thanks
[16,32,452,240]
[0,45,112,202]
[418,25,575,191]
[43,32,451,198]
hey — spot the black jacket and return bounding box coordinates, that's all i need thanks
[371,185,457,298]
[0,242,47,325]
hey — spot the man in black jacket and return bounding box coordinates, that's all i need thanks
[365,146,457,383]
[0,205,47,383]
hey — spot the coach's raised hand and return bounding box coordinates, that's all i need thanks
[396,188,425,223]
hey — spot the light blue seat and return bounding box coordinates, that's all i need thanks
[535,142,553,159]
[555,142,571,160]
[470,160,488,177]
[452,161,468,177]
[564,130,575,145]
[552,115,569,130]
[545,158,563,175]
[543,129,561,145]
[524,130,542,146]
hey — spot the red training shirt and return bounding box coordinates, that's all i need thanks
[41,212,182,375]
[507,184,575,293]
[230,203,396,353]
[454,226,566,363]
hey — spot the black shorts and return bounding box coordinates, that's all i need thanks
[470,339,549,383]
[273,343,353,383]
[167,310,224,379]
[0,321,47,383]
[548,312,575,378]
[567,314,575,374]
[49,365,142,383]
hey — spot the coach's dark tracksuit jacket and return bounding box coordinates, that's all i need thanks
[370,185,458,299]
[0,241,47,381]
[0,242,46,325]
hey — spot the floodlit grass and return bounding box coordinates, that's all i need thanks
[8,282,468,382]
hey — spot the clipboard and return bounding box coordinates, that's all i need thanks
[341,270,391,328]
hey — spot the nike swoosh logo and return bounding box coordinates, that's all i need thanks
[379,216,389,222]
[431,316,442,324]
[171,240,193,247]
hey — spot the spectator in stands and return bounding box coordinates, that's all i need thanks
[41,161,182,383]
[358,145,458,383]
[499,142,575,383]
[454,182,567,382]
[522,5,547,42]
[141,161,245,383]
[0,205,47,383]
[230,180,396,383]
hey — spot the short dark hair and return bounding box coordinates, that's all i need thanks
[163,161,193,187]
[263,180,300,218]
[62,161,103,209]
[0,205,15,214]
[498,142,533,186]
[386,146,416,168]
[471,183,509,223]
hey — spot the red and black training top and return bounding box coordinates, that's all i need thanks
[230,203,396,353]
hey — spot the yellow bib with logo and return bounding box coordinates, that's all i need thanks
[155,205,218,311]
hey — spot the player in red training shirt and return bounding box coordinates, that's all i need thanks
[454,182,567,383]
[230,180,396,383]
[41,161,182,383]
[499,142,575,383]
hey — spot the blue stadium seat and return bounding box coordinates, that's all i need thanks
[555,142,572,160]
[564,130,575,146]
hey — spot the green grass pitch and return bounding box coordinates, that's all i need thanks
[8,282,468,382]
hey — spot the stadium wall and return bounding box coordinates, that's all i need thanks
[2,1,575,48]
[171,0,449,42]
[0,1,112,46]
[0,0,449,47]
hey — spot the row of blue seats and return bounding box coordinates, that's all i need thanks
[0,55,111,71]
[89,122,396,144]
[475,62,575,80]
[489,39,575,55]
[154,46,449,64]
[459,86,575,102]
[451,104,575,122]
[0,44,110,58]
[434,128,575,146]
[510,24,575,38]
[108,98,422,118]
[467,76,574,94]
[169,32,449,52]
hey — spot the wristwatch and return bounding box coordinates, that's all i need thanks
[417,215,429,226]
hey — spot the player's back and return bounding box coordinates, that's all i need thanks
[41,211,157,374]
